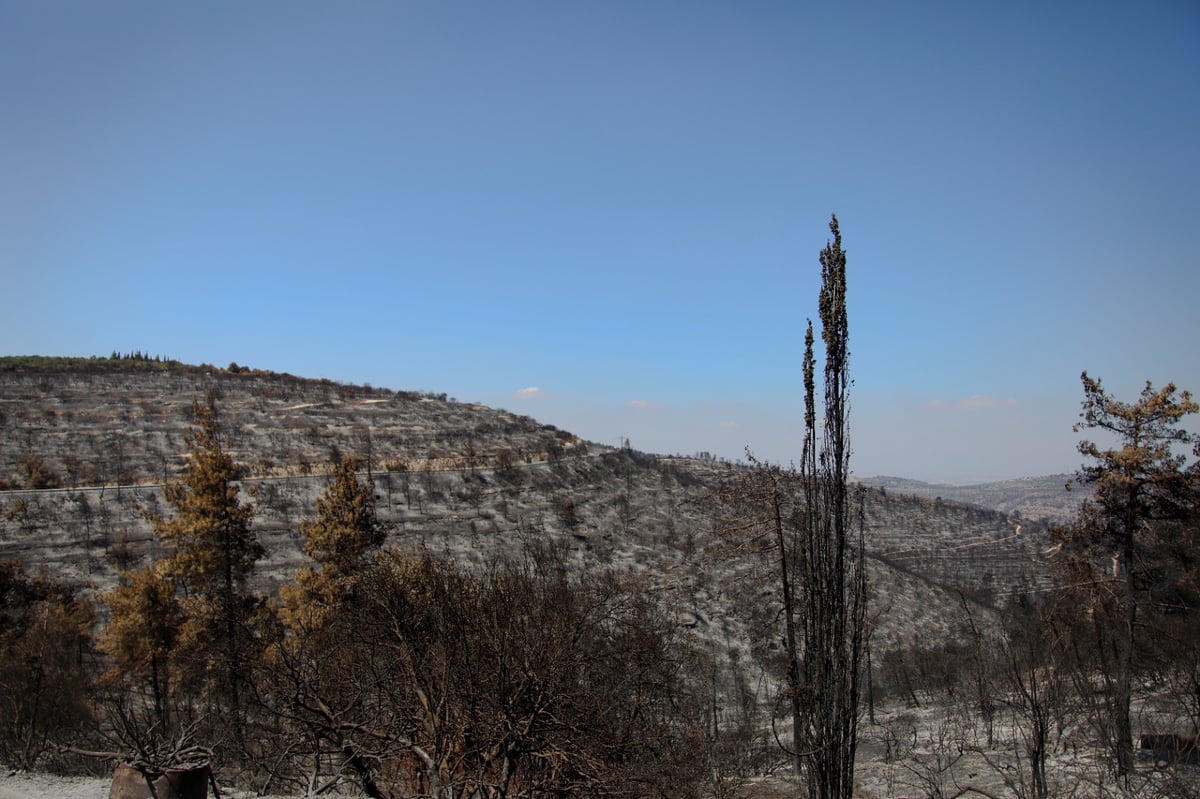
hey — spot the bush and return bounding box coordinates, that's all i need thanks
[253,546,709,797]
[18,454,61,490]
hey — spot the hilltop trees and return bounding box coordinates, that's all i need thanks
[1057,373,1199,781]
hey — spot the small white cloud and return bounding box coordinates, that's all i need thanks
[625,399,665,410]
[719,420,741,429]
[962,394,1011,409]
[514,386,545,399]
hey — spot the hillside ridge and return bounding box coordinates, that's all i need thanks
[1,356,1054,614]
[859,473,1082,521]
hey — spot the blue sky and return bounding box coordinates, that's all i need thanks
[3,1,1197,483]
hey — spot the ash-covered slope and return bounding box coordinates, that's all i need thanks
[0,358,590,490]
[0,357,1049,656]
[861,474,1083,522]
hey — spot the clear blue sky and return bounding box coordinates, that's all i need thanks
[3,1,1197,483]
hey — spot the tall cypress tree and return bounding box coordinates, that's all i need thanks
[717,216,865,797]
[796,215,865,799]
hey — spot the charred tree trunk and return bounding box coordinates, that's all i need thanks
[795,216,866,799]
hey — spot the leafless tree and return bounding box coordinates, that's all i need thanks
[716,216,866,798]
[254,545,708,798]
[792,216,868,799]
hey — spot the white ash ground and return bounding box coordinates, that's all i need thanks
[0,769,291,799]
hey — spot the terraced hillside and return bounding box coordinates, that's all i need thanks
[0,358,1053,658]
[0,358,583,489]
[861,474,1082,522]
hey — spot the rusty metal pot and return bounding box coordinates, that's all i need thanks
[108,762,211,799]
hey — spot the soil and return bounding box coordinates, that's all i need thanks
[0,770,291,799]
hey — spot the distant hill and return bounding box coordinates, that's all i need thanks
[860,474,1085,523]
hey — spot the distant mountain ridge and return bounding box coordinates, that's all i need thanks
[859,474,1084,522]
